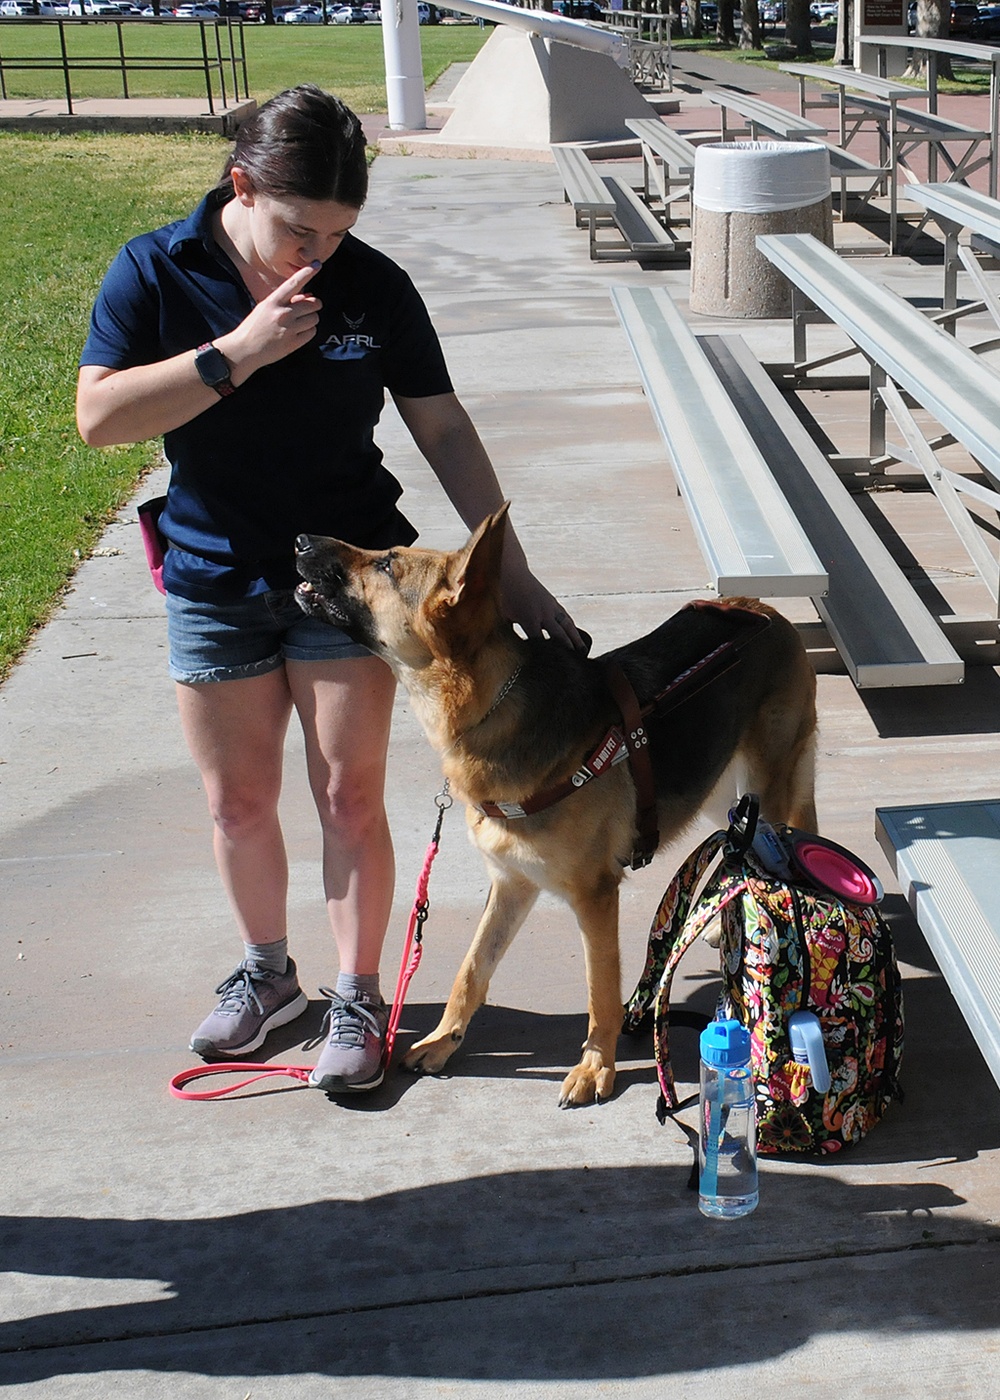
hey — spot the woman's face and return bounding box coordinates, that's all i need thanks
[231,167,361,280]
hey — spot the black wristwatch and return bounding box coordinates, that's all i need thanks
[194,342,235,398]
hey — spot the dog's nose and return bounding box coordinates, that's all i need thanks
[295,534,314,556]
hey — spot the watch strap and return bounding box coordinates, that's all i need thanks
[195,342,235,398]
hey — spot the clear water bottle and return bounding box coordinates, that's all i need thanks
[699,1019,759,1219]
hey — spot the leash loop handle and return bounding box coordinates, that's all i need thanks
[169,1063,312,1100]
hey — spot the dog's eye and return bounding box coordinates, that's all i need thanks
[375,554,395,578]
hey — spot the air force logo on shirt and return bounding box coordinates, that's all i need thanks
[319,310,380,361]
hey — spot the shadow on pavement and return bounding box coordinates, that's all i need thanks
[2,1163,997,1385]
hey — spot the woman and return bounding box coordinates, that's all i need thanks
[77,85,581,1094]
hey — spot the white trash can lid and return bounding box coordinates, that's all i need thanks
[693,140,832,214]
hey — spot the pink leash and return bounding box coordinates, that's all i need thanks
[383,781,451,1062]
[169,783,452,1101]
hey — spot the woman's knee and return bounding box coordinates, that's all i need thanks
[312,766,388,843]
[205,777,282,842]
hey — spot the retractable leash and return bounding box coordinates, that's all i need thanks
[169,782,452,1102]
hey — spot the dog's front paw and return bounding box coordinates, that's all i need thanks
[402,1028,464,1076]
[558,1056,616,1108]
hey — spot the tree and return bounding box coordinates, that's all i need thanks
[833,0,852,63]
[717,0,739,43]
[784,0,814,52]
[906,0,953,78]
[739,0,761,45]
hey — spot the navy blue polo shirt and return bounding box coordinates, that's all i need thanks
[80,187,454,600]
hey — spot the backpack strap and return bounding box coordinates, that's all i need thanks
[651,863,748,1111]
[622,829,729,1035]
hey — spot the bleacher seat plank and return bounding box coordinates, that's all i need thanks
[602,175,682,257]
[701,334,963,688]
[876,800,1000,1091]
[756,231,1000,484]
[610,284,828,597]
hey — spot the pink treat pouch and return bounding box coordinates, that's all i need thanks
[137,496,167,595]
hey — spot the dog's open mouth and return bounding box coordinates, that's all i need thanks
[294,579,350,626]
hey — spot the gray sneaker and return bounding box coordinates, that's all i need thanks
[190,958,308,1059]
[308,989,389,1093]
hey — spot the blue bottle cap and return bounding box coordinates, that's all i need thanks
[700,1018,751,1068]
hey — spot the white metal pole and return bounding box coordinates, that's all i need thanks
[381,0,427,131]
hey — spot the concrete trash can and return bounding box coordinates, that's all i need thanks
[689,141,833,318]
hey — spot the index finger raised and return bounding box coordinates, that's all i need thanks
[271,261,322,302]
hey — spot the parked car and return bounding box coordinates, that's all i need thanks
[553,0,603,15]
[331,3,365,18]
[67,1,130,12]
[173,3,218,14]
[282,3,321,17]
[950,0,978,29]
[972,1,1000,35]
[810,0,838,19]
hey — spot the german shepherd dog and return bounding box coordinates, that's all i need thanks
[295,506,817,1107]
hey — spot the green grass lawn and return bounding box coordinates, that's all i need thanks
[0,19,490,109]
[0,24,489,680]
[0,133,224,678]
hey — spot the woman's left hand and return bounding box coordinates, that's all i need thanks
[501,554,588,652]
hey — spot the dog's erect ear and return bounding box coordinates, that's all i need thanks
[442,502,510,611]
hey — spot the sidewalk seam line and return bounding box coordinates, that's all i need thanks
[4,1233,998,1357]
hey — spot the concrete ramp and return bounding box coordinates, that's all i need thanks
[388,25,660,154]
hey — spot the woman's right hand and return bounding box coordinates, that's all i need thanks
[76,264,324,448]
[217,263,323,382]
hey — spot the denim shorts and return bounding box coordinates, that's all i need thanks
[166,587,372,684]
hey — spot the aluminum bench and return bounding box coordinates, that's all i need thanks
[624,116,696,217]
[550,145,686,261]
[602,174,686,260]
[757,231,1000,614]
[907,182,1000,342]
[610,283,828,599]
[550,143,617,260]
[877,799,1000,1092]
[701,332,962,687]
[822,94,991,250]
[779,63,936,248]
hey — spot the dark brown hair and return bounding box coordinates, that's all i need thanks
[221,84,368,207]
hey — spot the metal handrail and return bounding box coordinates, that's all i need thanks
[0,16,248,116]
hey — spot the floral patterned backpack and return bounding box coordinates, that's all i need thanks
[623,795,904,1156]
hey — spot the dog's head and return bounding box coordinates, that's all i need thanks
[295,503,510,672]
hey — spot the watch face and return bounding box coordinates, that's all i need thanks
[196,345,230,387]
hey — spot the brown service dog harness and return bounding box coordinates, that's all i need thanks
[475,603,772,870]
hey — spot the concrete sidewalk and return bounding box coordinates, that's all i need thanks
[3,138,1000,1395]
